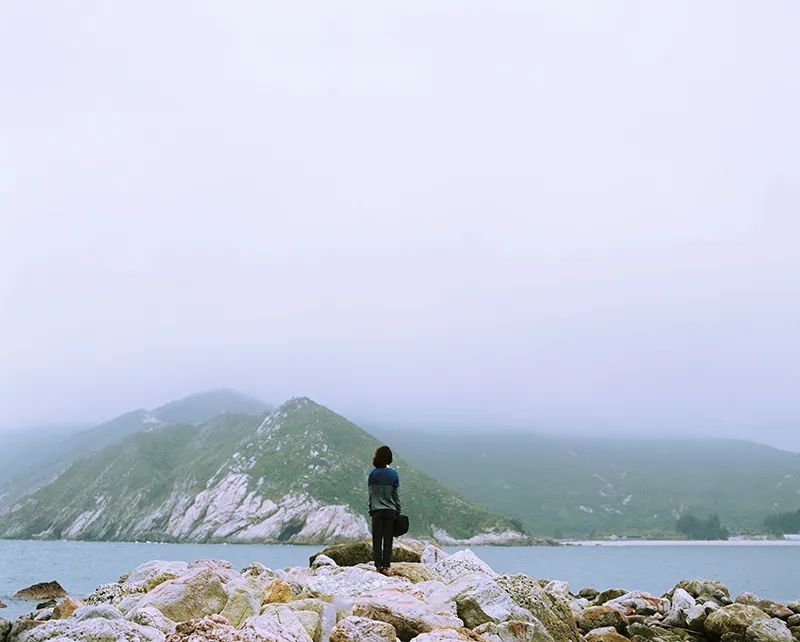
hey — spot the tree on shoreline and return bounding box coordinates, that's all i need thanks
[764,508,800,535]
[676,513,729,540]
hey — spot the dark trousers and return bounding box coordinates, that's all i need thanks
[371,509,396,568]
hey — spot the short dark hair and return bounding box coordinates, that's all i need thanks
[373,445,393,468]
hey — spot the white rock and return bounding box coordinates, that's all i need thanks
[134,566,229,622]
[746,618,794,642]
[474,619,556,642]
[243,610,313,642]
[17,616,164,642]
[311,555,338,569]
[431,550,496,583]
[307,567,409,599]
[330,615,396,642]
[126,605,175,634]
[544,582,570,599]
[120,561,191,592]
[663,588,697,627]
[420,545,448,569]
[604,592,669,617]
[449,573,532,628]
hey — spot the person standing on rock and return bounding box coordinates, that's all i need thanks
[368,445,401,575]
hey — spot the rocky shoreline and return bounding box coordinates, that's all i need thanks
[1,538,798,642]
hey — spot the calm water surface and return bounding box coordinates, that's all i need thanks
[1,540,799,621]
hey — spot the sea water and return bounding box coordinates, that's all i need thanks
[1,539,799,621]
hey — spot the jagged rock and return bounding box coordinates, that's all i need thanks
[670,580,731,606]
[495,574,581,642]
[584,626,630,642]
[243,610,314,642]
[9,618,42,642]
[14,582,68,601]
[34,600,56,611]
[134,566,230,622]
[686,604,708,631]
[579,589,599,601]
[32,607,54,622]
[737,595,762,607]
[788,602,800,615]
[353,587,463,641]
[705,605,771,639]
[410,628,485,642]
[449,572,532,628]
[569,599,590,617]
[259,606,320,642]
[72,604,125,621]
[330,615,397,642]
[0,617,10,642]
[15,611,164,642]
[127,605,176,634]
[307,566,409,599]
[604,592,669,617]
[311,555,337,569]
[433,551,497,584]
[757,602,794,621]
[720,633,746,642]
[595,591,628,606]
[544,582,570,599]
[309,540,424,567]
[578,606,625,633]
[52,597,83,619]
[787,616,800,628]
[662,589,697,627]
[421,545,449,568]
[746,619,794,642]
[474,619,555,642]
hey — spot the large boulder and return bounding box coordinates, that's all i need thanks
[353,587,463,641]
[604,592,669,617]
[306,566,410,599]
[495,575,581,642]
[705,605,771,639]
[746,619,794,642]
[219,578,263,627]
[578,606,625,634]
[737,595,762,607]
[121,562,191,593]
[127,605,176,634]
[449,573,533,628]
[757,602,794,621]
[330,615,396,642]
[242,610,314,642]
[16,610,164,642]
[387,563,440,584]
[309,540,424,567]
[474,620,555,642]
[134,566,230,622]
[14,582,68,601]
[433,551,496,584]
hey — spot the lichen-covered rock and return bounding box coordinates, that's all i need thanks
[14,582,68,601]
[353,588,463,641]
[670,580,731,606]
[788,602,800,615]
[309,540,424,568]
[134,567,230,622]
[746,619,794,642]
[578,606,625,634]
[166,614,245,642]
[686,604,708,631]
[433,551,496,584]
[386,564,439,584]
[52,597,83,620]
[121,562,191,593]
[449,573,532,628]
[595,590,627,606]
[495,575,581,642]
[264,579,294,604]
[311,555,337,570]
[705,605,771,639]
[330,615,396,642]
[1,618,10,642]
[584,626,630,642]
[474,619,555,642]
[579,589,599,601]
[220,579,263,627]
[604,592,669,617]
[757,603,794,621]
[737,595,762,607]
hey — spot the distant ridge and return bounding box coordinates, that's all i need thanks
[0,398,525,544]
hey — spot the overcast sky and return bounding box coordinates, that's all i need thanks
[2,2,799,448]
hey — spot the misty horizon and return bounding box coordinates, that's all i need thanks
[3,3,799,451]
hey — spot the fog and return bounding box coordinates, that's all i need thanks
[2,2,798,449]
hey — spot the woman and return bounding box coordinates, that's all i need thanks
[368,445,401,575]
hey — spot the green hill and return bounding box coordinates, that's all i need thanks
[371,429,800,538]
[0,399,524,544]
